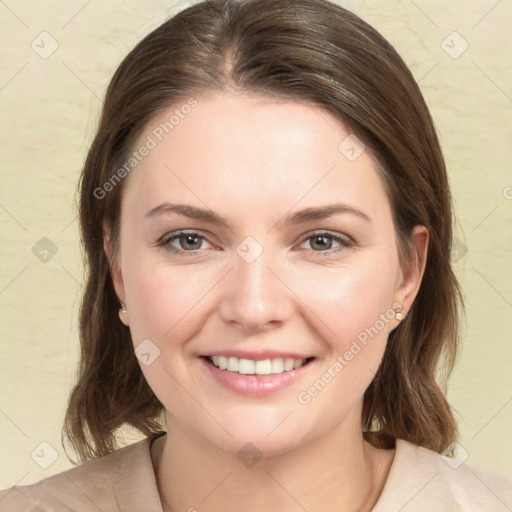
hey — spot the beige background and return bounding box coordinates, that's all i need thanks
[0,0,511,488]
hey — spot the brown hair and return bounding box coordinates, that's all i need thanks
[63,0,463,462]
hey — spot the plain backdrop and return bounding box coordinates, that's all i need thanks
[0,0,511,487]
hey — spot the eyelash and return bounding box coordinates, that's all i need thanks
[156,230,354,257]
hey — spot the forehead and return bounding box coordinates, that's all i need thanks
[122,93,391,225]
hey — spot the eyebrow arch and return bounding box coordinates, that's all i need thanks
[144,201,371,227]
[144,202,230,228]
[284,203,371,224]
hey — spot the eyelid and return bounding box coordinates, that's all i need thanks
[157,229,355,256]
[296,230,355,255]
[300,229,354,244]
[157,229,215,255]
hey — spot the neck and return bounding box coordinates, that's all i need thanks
[152,411,394,512]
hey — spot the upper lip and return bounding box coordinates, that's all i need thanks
[201,350,314,360]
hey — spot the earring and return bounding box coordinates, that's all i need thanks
[393,303,404,321]
[120,303,127,314]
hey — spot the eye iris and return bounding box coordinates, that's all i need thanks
[180,233,202,250]
[311,235,332,251]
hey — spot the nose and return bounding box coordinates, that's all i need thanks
[217,248,293,333]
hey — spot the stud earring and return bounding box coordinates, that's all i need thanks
[393,303,404,321]
[120,303,127,314]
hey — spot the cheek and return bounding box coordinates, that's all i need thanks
[292,282,393,430]
[293,256,398,344]
[124,244,398,359]
[121,246,219,344]
[291,257,397,402]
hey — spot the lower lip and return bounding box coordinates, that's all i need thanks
[199,357,314,397]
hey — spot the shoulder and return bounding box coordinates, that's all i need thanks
[0,437,163,512]
[373,438,512,512]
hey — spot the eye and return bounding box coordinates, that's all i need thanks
[156,230,353,257]
[157,230,214,255]
[299,231,353,255]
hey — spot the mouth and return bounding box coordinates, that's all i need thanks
[199,353,317,397]
[201,355,316,375]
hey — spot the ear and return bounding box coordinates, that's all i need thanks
[394,225,429,318]
[103,221,129,326]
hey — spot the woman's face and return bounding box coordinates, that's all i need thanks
[106,93,426,456]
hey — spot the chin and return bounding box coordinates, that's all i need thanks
[205,426,305,460]
[188,403,335,461]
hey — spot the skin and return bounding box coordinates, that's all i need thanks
[104,92,428,512]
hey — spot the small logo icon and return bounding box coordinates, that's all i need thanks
[451,237,468,263]
[441,441,469,469]
[31,32,59,59]
[135,338,161,366]
[237,442,262,468]
[32,237,58,263]
[441,32,469,59]
[236,236,263,264]
[31,441,59,469]
[338,134,366,161]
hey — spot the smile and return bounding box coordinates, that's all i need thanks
[207,355,313,375]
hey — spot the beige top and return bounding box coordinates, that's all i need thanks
[1,436,511,511]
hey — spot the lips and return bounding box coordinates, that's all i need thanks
[198,352,316,397]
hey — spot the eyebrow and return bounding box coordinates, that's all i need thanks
[144,202,371,227]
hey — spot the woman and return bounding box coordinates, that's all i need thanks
[1,0,510,510]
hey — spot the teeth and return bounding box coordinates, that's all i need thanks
[239,359,255,374]
[284,358,295,371]
[271,358,284,373]
[227,357,239,372]
[255,359,272,375]
[208,356,308,375]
